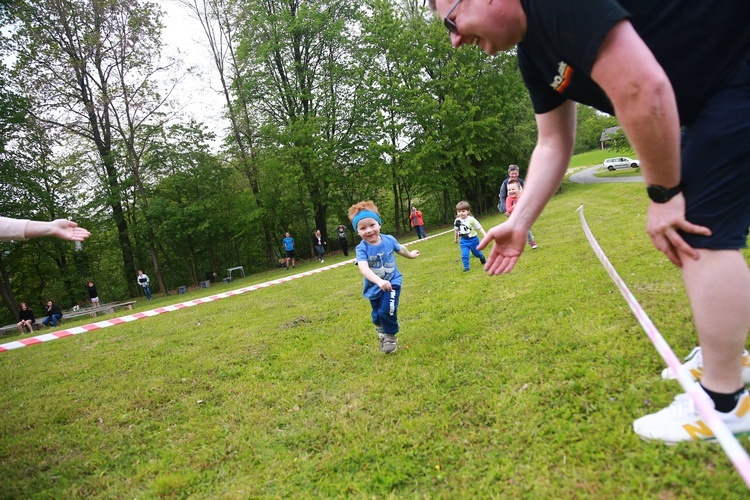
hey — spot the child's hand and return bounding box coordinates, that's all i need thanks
[504,211,511,217]
[378,279,393,292]
[411,250,420,258]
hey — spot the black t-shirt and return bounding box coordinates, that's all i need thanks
[518,0,750,125]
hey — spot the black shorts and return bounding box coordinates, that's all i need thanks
[285,250,296,259]
[680,58,750,250]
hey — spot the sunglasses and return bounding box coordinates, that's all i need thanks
[443,0,463,35]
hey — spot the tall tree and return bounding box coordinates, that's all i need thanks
[8,0,168,296]
[179,0,278,265]
[234,0,364,249]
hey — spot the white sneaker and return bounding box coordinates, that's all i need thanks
[661,347,750,383]
[633,388,750,444]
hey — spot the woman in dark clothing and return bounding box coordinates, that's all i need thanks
[312,230,327,263]
[17,303,35,334]
[41,300,63,327]
[336,224,349,257]
[87,281,100,306]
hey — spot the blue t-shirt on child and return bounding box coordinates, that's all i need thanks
[282,237,294,251]
[355,234,403,300]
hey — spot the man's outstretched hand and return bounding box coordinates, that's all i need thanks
[477,222,528,275]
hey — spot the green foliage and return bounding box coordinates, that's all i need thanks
[574,105,618,155]
[2,182,749,496]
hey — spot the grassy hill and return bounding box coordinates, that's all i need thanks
[1,179,749,497]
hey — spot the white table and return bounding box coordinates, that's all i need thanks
[227,266,245,279]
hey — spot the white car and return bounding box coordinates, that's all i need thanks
[603,157,640,171]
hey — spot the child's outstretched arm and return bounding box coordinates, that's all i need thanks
[397,247,420,259]
[357,261,393,291]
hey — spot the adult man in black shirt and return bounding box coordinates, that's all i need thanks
[429,0,750,443]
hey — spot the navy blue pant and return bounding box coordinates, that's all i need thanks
[42,314,62,327]
[370,285,401,335]
[680,58,750,249]
[459,236,485,270]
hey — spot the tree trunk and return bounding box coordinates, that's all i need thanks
[0,252,19,320]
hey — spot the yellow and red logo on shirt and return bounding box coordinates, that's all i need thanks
[550,61,573,93]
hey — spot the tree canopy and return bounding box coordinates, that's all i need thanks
[0,0,618,324]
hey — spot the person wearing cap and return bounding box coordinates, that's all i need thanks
[497,165,525,214]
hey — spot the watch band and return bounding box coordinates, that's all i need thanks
[647,184,682,204]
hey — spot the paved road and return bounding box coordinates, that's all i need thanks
[569,165,644,184]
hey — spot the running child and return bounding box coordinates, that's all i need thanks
[349,201,420,354]
[454,201,487,272]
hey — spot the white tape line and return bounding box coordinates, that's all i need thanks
[577,204,750,489]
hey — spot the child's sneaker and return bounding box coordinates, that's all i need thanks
[463,268,470,272]
[661,347,750,384]
[379,334,398,354]
[530,241,538,249]
[633,389,750,444]
[480,256,486,265]
[375,325,385,339]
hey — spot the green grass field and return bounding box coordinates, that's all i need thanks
[2,179,749,497]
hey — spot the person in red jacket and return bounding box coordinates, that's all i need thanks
[409,206,426,239]
[505,180,537,249]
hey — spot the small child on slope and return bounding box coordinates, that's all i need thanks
[349,201,420,354]
[454,200,487,272]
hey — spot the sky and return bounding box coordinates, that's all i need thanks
[159,0,228,149]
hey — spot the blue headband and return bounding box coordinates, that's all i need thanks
[352,210,382,231]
